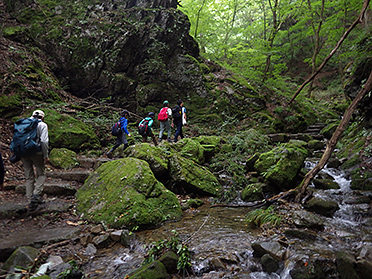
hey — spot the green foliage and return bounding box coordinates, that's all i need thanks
[245,206,282,228]
[143,231,192,271]
[57,260,80,279]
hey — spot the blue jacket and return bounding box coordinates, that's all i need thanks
[120,116,130,135]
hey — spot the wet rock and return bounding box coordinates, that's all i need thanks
[158,250,179,274]
[83,243,97,256]
[210,257,226,270]
[313,179,340,190]
[307,139,324,151]
[120,230,136,247]
[290,257,336,279]
[241,183,265,202]
[356,259,372,279]
[260,254,279,273]
[90,224,104,234]
[92,234,112,249]
[110,230,123,242]
[2,246,39,272]
[0,203,27,219]
[344,194,370,204]
[305,197,339,217]
[284,228,318,240]
[292,209,324,230]
[252,241,286,261]
[359,244,372,262]
[127,260,169,279]
[80,233,93,246]
[0,227,80,262]
[336,252,360,279]
[327,158,342,169]
[49,261,83,279]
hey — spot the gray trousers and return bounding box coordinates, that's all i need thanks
[159,120,171,139]
[22,152,45,201]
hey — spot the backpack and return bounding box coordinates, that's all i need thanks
[10,118,41,157]
[138,119,150,136]
[172,105,182,120]
[111,121,122,136]
[157,107,168,122]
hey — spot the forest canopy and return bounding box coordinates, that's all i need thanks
[178,0,369,92]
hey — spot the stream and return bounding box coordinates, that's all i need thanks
[82,160,372,278]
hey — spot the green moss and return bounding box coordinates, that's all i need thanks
[49,148,78,169]
[241,183,265,202]
[76,158,182,230]
[254,142,308,189]
[173,138,205,164]
[43,108,101,151]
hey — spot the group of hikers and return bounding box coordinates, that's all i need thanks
[106,99,187,158]
[2,100,186,211]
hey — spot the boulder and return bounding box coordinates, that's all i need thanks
[174,138,205,164]
[127,260,169,279]
[123,143,169,178]
[49,148,78,169]
[305,197,339,217]
[2,246,39,272]
[260,254,279,273]
[254,142,308,189]
[168,153,222,196]
[313,179,340,190]
[241,183,265,202]
[76,158,182,230]
[336,252,360,279]
[292,210,324,230]
[251,241,286,261]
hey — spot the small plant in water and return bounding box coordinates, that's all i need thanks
[143,230,192,272]
[245,205,282,228]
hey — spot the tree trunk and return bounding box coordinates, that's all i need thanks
[295,69,372,203]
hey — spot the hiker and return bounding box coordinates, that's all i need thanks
[22,110,49,210]
[138,112,158,146]
[173,99,185,143]
[158,100,172,142]
[107,110,131,158]
[0,153,4,191]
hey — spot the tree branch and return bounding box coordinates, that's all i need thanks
[287,0,370,106]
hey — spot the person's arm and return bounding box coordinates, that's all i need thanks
[121,118,131,135]
[39,122,49,159]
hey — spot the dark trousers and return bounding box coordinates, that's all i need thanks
[174,120,183,142]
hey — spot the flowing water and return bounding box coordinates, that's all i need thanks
[82,160,372,278]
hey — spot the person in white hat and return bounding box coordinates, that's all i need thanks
[22,109,49,210]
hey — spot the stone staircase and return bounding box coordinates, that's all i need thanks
[268,123,326,143]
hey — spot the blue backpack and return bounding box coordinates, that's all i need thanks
[10,118,41,157]
[111,121,122,136]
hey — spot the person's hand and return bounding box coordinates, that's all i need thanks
[128,133,131,137]
[171,123,174,128]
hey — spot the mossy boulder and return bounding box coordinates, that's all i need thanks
[313,179,340,190]
[192,135,222,155]
[44,109,100,152]
[305,197,339,217]
[76,158,182,230]
[127,260,169,279]
[173,138,205,164]
[241,183,265,202]
[168,153,221,196]
[123,143,169,178]
[49,148,78,169]
[2,246,39,272]
[320,121,339,139]
[254,142,308,189]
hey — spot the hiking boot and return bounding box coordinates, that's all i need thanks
[106,152,113,159]
[31,195,43,204]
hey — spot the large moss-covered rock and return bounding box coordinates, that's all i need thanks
[2,246,39,272]
[241,183,265,202]
[168,153,221,196]
[76,158,182,230]
[123,143,169,178]
[49,148,78,169]
[44,109,100,152]
[192,135,222,155]
[254,142,308,189]
[127,260,169,279]
[173,138,205,164]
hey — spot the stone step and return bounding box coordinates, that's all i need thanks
[0,219,80,262]
[77,157,110,169]
[47,169,91,183]
[15,182,77,196]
